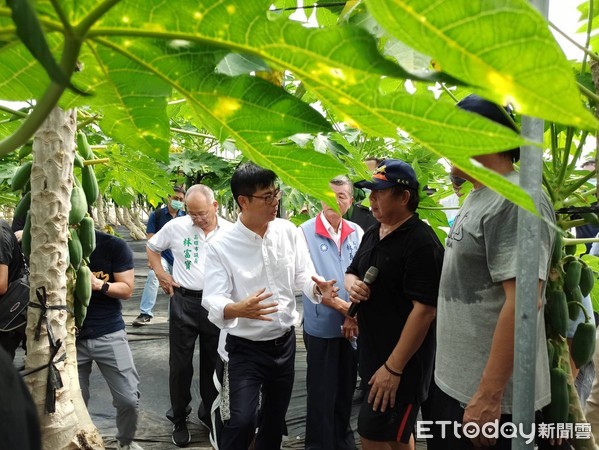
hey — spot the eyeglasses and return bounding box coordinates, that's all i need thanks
[243,189,282,205]
[187,211,210,219]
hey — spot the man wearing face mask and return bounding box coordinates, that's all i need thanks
[147,184,234,446]
[132,186,186,326]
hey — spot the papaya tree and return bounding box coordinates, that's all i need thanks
[0,0,598,449]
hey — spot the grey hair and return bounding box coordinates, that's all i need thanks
[185,184,215,203]
[330,175,353,193]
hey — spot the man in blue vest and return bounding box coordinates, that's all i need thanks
[133,186,185,326]
[299,175,364,449]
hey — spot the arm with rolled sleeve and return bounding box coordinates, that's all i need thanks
[202,242,237,329]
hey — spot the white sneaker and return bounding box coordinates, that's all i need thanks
[116,441,144,450]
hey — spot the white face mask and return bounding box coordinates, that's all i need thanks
[170,199,184,210]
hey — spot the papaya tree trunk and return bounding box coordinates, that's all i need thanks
[114,204,123,226]
[131,202,146,232]
[120,207,146,240]
[24,107,103,449]
[95,196,106,230]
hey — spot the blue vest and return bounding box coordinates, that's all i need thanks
[301,215,361,338]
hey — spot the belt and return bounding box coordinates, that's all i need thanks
[230,327,294,347]
[174,286,203,298]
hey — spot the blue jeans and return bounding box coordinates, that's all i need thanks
[139,257,172,317]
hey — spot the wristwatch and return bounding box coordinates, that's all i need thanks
[100,282,110,295]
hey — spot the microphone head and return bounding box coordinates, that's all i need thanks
[363,266,379,285]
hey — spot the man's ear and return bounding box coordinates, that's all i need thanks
[237,195,247,211]
[401,189,411,206]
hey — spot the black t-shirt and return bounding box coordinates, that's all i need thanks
[78,231,134,340]
[346,214,444,402]
[0,220,25,284]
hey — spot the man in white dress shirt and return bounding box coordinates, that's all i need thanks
[147,184,234,447]
[203,163,337,450]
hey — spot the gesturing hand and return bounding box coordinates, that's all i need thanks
[311,276,338,303]
[239,288,277,321]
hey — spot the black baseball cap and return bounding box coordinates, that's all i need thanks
[355,159,419,190]
[456,94,520,162]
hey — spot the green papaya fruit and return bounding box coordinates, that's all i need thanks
[568,301,580,321]
[18,143,32,159]
[77,216,96,259]
[579,266,595,298]
[548,289,568,337]
[565,285,583,305]
[571,322,596,369]
[74,298,87,328]
[11,161,32,191]
[74,153,84,169]
[69,186,87,226]
[543,367,569,423]
[14,192,31,221]
[75,265,92,308]
[551,233,563,267]
[582,212,599,225]
[68,228,83,270]
[81,166,99,206]
[564,260,583,292]
[76,132,94,160]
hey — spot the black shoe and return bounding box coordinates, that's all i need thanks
[132,314,152,326]
[172,421,191,447]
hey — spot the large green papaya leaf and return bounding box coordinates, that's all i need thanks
[63,41,172,162]
[92,0,459,89]
[366,0,599,130]
[100,38,345,199]
[312,86,537,212]
[0,39,51,102]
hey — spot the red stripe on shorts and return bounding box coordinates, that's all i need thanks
[396,403,413,441]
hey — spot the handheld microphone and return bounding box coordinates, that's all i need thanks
[347,266,378,318]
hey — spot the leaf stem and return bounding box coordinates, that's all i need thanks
[562,187,597,207]
[582,0,594,74]
[556,127,574,187]
[543,171,556,204]
[49,0,73,35]
[170,127,217,140]
[0,103,28,118]
[561,170,597,198]
[579,82,599,103]
[549,21,599,63]
[73,0,122,38]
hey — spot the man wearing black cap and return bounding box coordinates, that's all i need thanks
[345,159,444,449]
[430,94,555,449]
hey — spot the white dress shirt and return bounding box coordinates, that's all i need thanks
[147,215,234,290]
[203,217,321,341]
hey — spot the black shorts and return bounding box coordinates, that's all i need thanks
[357,388,420,443]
